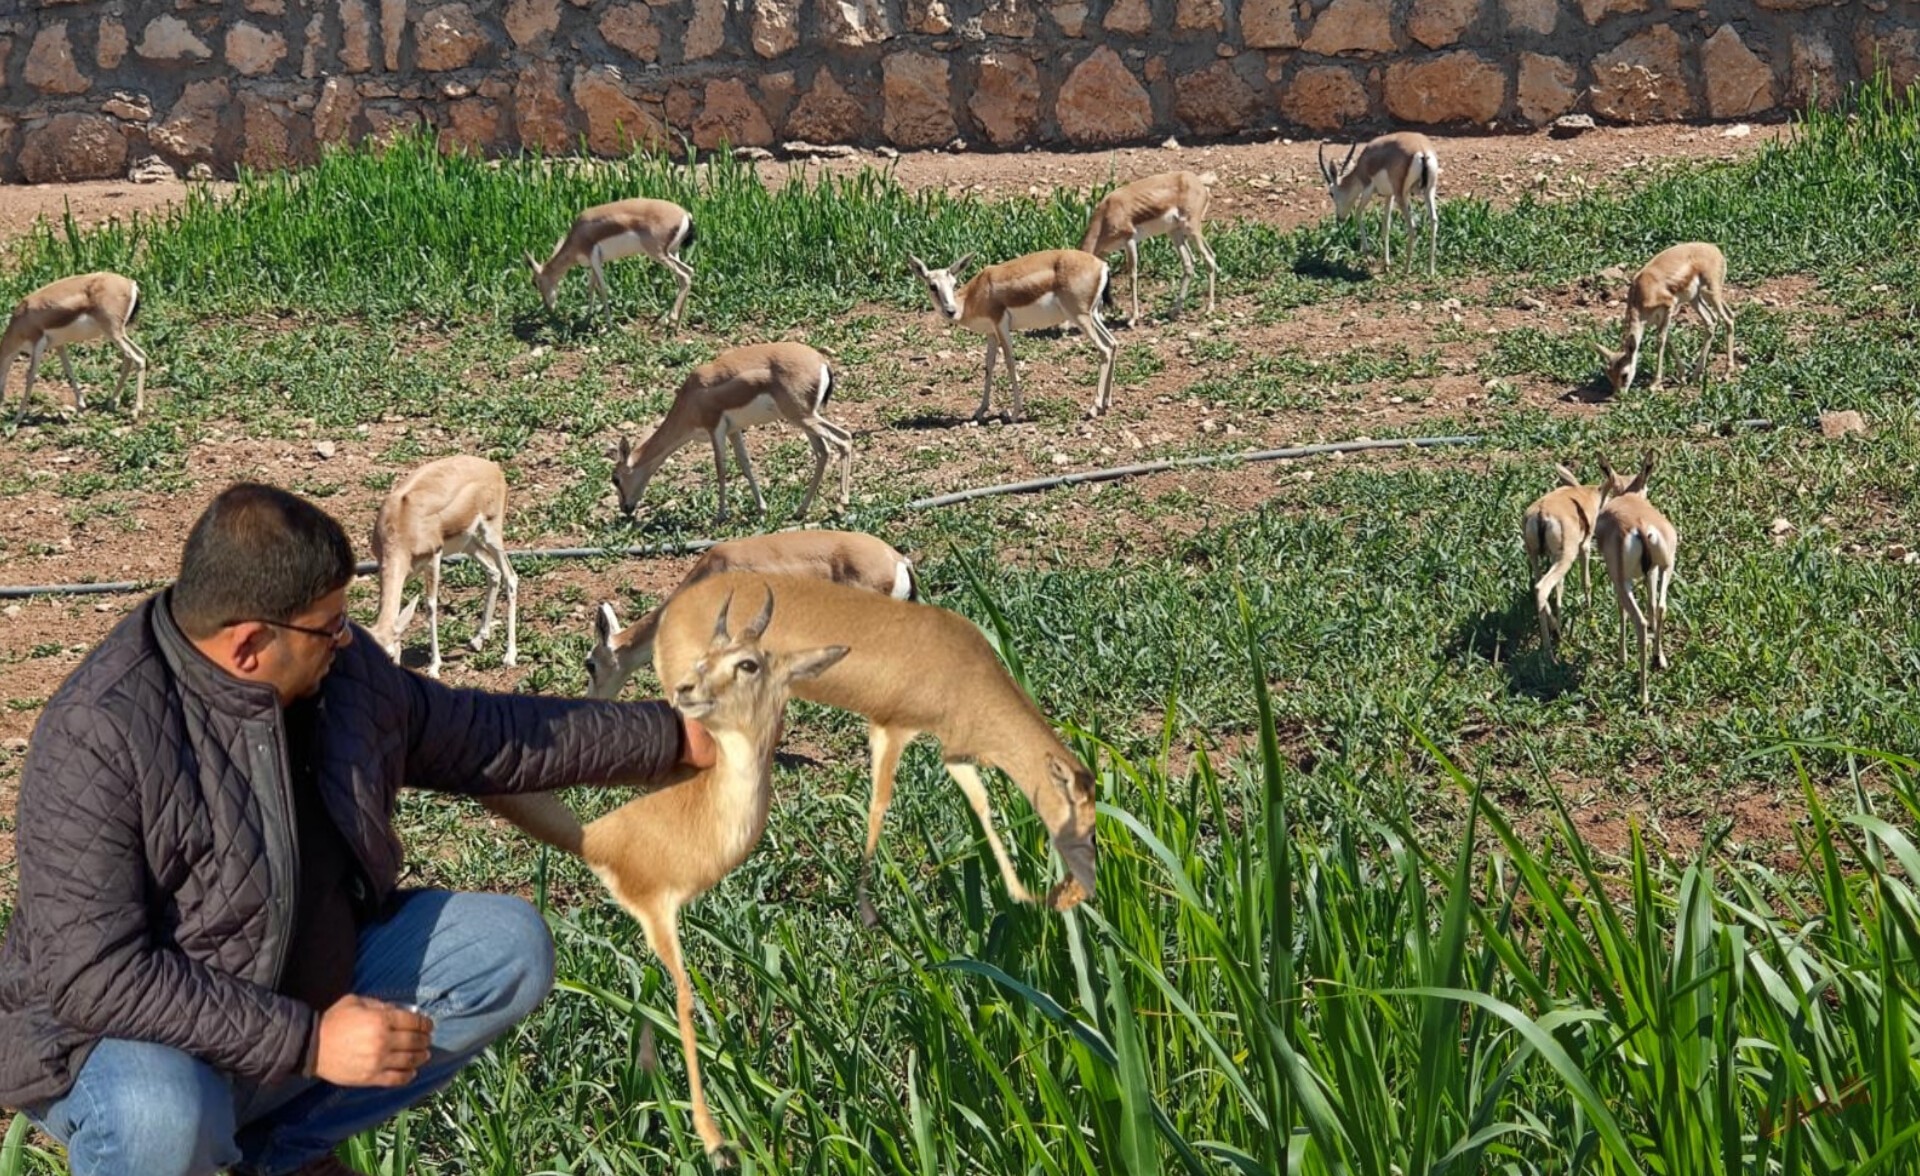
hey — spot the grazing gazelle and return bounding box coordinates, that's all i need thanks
[1594,242,1735,394]
[1079,170,1219,324]
[487,570,1099,928]
[496,586,848,1163]
[526,197,697,325]
[581,529,915,698]
[609,341,854,522]
[1522,462,1636,660]
[366,455,518,679]
[1317,133,1441,276]
[1593,453,1678,707]
[909,249,1118,422]
[2,271,149,426]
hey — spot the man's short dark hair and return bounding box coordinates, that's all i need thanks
[171,483,356,639]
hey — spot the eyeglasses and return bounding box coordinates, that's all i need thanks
[237,614,351,642]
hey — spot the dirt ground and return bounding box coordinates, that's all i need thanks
[0,121,1793,873]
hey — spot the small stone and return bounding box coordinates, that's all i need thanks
[1768,517,1793,536]
[314,440,337,458]
[3,738,29,754]
[1050,452,1071,466]
[128,154,176,182]
[2,605,19,619]
[1548,113,1596,137]
[1515,294,1545,311]
[1818,410,1868,439]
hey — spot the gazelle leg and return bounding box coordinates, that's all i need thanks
[1126,239,1141,325]
[709,427,732,522]
[1612,570,1651,706]
[857,725,914,927]
[944,761,1037,905]
[589,248,614,313]
[660,254,695,325]
[795,430,829,520]
[1188,224,1219,313]
[995,319,1024,422]
[974,334,998,421]
[1651,564,1672,671]
[111,333,148,416]
[1073,311,1117,417]
[424,551,444,679]
[15,340,48,425]
[1651,311,1674,389]
[1426,184,1439,278]
[727,426,767,516]
[1173,235,1195,316]
[58,348,84,413]
[628,899,731,1162]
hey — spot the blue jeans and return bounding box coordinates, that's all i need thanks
[24,889,554,1176]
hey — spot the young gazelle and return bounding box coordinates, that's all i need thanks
[1593,454,1678,707]
[486,570,1099,927]
[610,342,854,522]
[1317,133,1441,276]
[1594,243,1735,394]
[526,197,697,325]
[909,249,1118,422]
[498,586,848,1163]
[582,529,915,698]
[1079,170,1219,324]
[1522,462,1635,660]
[366,455,518,679]
[2,271,149,425]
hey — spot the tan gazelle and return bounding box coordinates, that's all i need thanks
[1079,170,1219,324]
[526,197,697,325]
[488,570,1098,929]
[495,586,848,1164]
[1521,462,1636,660]
[609,341,854,523]
[909,249,1118,421]
[1318,133,1442,275]
[1593,453,1679,706]
[579,529,915,698]
[1595,243,1735,394]
[2,271,149,426]
[366,455,518,679]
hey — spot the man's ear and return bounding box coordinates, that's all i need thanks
[227,622,273,673]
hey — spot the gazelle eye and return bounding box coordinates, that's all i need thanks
[736,659,760,676]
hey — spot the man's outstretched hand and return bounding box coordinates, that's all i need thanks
[679,715,715,769]
[314,995,435,1087]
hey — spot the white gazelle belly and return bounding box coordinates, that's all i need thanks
[42,315,106,346]
[593,231,652,263]
[720,393,783,429]
[1005,294,1070,332]
[1134,209,1182,242]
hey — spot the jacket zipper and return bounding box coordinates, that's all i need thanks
[249,711,301,993]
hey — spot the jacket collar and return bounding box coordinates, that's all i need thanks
[150,589,284,721]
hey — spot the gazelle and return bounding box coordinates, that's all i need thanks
[1521,462,1636,660]
[1080,170,1219,324]
[582,529,915,698]
[526,197,697,326]
[1317,133,1441,276]
[909,249,1118,422]
[610,341,854,523]
[2,271,149,426]
[366,454,518,679]
[1594,243,1735,394]
[497,586,848,1163]
[1593,453,1678,707]
[488,570,1099,928]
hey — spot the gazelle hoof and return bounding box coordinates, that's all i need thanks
[502,652,519,667]
[858,894,879,928]
[703,1140,740,1170]
[1047,877,1092,911]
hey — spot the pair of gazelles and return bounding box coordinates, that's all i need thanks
[365,469,1095,1162]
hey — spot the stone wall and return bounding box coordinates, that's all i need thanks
[2,0,1917,181]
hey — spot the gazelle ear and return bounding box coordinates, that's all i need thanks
[908,254,929,277]
[784,644,849,682]
[1553,463,1582,487]
[948,252,974,274]
[1591,341,1616,363]
[524,251,541,273]
[594,601,619,643]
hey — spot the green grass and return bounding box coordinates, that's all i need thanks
[4,73,1920,1176]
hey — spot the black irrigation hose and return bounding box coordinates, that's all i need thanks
[0,422,1780,600]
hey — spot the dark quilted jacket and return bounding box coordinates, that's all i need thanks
[0,591,684,1108]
